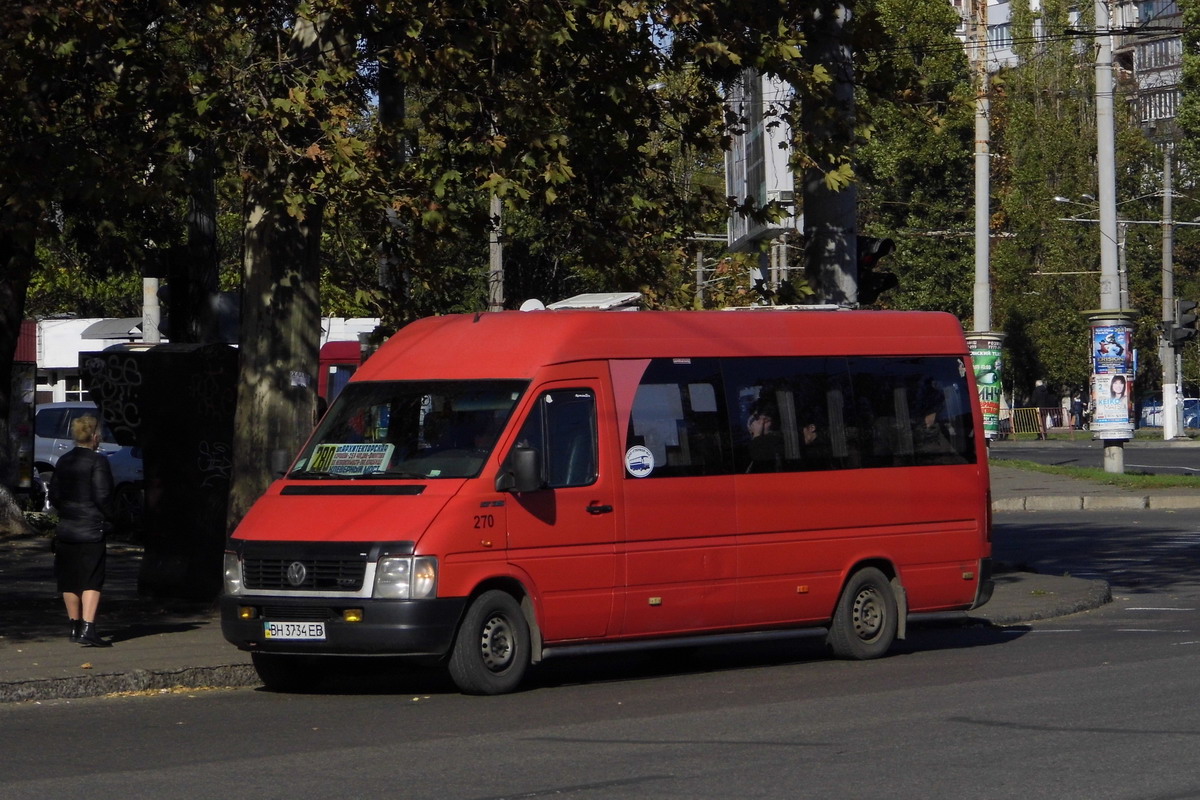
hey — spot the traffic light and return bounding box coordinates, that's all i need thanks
[857,236,897,305]
[1171,299,1198,346]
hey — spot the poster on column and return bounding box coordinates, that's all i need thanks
[967,336,1003,438]
[1092,325,1133,375]
[1091,372,1133,438]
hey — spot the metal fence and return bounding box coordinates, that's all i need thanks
[999,407,1070,437]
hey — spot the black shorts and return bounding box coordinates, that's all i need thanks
[54,540,107,594]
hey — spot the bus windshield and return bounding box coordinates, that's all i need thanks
[290,380,528,479]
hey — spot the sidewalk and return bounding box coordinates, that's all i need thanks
[989,438,1200,512]
[4,450,1188,703]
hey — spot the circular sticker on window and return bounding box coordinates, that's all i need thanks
[625,445,654,478]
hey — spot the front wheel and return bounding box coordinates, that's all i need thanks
[826,567,898,660]
[448,590,530,695]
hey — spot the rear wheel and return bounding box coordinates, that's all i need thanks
[448,590,530,695]
[827,567,898,660]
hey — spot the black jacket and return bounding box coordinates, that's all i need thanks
[49,447,115,543]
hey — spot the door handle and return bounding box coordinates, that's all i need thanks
[585,502,613,515]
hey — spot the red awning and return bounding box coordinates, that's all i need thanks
[14,319,36,363]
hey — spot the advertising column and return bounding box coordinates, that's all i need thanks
[1089,318,1134,440]
[967,333,1005,439]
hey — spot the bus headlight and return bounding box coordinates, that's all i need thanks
[375,556,438,599]
[223,551,244,596]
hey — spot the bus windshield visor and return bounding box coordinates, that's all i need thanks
[291,380,528,479]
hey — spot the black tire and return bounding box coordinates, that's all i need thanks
[448,590,530,695]
[251,652,326,693]
[826,567,898,660]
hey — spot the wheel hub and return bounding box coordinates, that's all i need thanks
[480,615,513,671]
[852,588,884,641]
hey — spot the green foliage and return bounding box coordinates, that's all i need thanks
[9,0,1197,413]
[855,0,975,314]
[986,0,1164,400]
[1178,0,1200,170]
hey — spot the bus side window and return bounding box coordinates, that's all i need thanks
[512,389,597,489]
[626,358,731,477]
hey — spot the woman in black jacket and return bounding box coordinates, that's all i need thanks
[48,414,115,647]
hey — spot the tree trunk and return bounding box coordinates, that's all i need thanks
[225,12,346,533]
[802,0,858,305]
[0,215,36,493]
[168,144,221,345]
[225,184,324,533]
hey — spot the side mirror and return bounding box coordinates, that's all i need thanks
[495,445,543,493]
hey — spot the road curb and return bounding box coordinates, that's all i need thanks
[1081,496,1148,510]
[1148,495,1200,509]
[0,664,259,704]
[971,575,1112,627]
[994,496,1200,512]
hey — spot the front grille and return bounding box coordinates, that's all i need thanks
[235,540,413,593]
[243,555,367,591]
[262,606,336,621]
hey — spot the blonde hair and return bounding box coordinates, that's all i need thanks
[71,415,100,445]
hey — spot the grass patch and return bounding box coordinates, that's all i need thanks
[1001,430,1195,442]
[992,458,1200,490]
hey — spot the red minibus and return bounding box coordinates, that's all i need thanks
[317,340,362,404]
[222,309,993,694]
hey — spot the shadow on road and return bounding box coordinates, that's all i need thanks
[250,620,1022,698]
[992,512,1200,594]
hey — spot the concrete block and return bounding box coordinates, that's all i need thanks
[1082,495,1148,510]
[1024,496,1083,511]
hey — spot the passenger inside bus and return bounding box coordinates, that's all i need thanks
[745,401,783,472]
[797,411,832,469]
[912,382,964,464]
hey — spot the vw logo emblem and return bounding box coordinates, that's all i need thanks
[286,561,308,587]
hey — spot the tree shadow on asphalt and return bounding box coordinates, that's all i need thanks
[992,512,1200,594]
[1,532,217,643]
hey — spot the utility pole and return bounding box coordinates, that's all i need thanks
[1087,0,1130,474]
[971,0,990,334]
[1161,148,1181,439]
[488,193,504,312]
[142,276,161,344]
[965,0,1006,439]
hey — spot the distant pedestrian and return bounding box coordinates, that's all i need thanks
[1070,390,1085,430]
[1031,380,1052,439]
[1030,380,1051,410]
[48,415,115,647]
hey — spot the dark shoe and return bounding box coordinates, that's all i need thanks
[69,619,82,643]
[78,621,112,648]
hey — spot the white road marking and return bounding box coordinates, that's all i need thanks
[1125,607,1195,612]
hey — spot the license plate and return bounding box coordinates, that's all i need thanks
[263,621,326,640]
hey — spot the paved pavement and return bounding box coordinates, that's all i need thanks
[1,442,1194,703]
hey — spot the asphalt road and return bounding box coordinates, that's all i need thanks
[2,509,1199,800]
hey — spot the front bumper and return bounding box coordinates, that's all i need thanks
[220,595,468,657]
